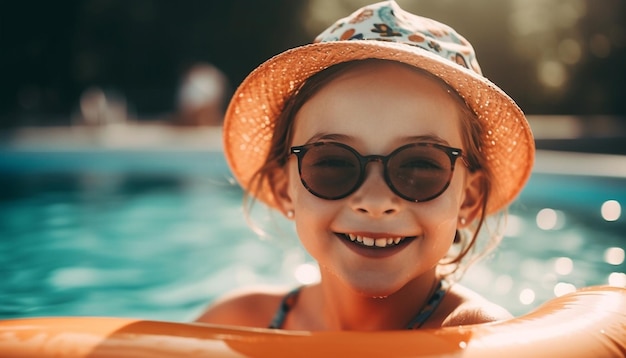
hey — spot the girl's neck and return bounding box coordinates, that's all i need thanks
[301,269,440,331]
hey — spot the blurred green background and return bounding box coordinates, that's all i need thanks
[2,0,625,129]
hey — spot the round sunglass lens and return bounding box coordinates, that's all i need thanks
[388,145,453,201]
[300,144,361,199]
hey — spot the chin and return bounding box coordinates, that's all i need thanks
[345,276,406,299]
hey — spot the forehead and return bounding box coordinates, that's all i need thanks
[292,61,465,152]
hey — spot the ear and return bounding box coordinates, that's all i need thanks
[269,166,295,219]
[458,170,486,228]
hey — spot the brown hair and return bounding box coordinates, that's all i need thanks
[245,59,500,280]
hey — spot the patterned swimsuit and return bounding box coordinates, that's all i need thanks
[269,280,447,329]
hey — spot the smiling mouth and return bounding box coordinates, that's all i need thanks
[337,233,416,248]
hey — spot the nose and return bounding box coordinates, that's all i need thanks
[350,161,401,217]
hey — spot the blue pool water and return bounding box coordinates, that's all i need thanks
[0,149,624,320]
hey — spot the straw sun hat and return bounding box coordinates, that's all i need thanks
[223,0,535,215]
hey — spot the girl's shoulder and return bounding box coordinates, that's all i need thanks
[433,283,513,327]
[195,285,290,327]
[196,283,512,329]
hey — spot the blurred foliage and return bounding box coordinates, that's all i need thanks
[1,0,625,127]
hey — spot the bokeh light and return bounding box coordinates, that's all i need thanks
[608,272,626,287]
[558,38,583,64]
[536,208,565,230]
[494,275,514,295]
[554,282,577,297]
[294,263,321,285]
[604,247,625,266]
[538,60,568,88]
[519,288,536,305]
[601,200,621,222]
[554,257,574,275]
[590,33,612,58]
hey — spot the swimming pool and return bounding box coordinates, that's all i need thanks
[0,146,624,320]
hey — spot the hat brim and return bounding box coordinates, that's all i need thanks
[223,40,535,214]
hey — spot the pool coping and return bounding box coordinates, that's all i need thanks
[1,122,625,178]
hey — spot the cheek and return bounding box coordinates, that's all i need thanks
[286,165,299,199]
[428,176,466,220]
[446,169,469,210]
[287,164,326,228]
[286,164,341,251]
[431,213,458,249]
[287,163,308,206]
[420,174,466,249]
[419,208,458,266]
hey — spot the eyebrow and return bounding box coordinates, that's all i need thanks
[304,133,351,144]
[305,133,452,146]
[403,135,452,146]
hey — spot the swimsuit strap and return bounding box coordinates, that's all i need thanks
[268,280,448,330]
[405,280,448,329]
[268,286,302,329]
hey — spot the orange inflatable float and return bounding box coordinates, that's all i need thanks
[0,285,625,358]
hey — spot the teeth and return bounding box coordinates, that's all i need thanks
[345,234,405,248]
[375,238,388,247]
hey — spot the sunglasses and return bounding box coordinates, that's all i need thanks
[290,141,468,202]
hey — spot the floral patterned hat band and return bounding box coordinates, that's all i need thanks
[314,0,482,76]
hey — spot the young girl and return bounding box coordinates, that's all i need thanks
[196,0,534,330]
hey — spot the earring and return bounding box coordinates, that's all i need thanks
[459,217,467,226]
[286,210,295,219]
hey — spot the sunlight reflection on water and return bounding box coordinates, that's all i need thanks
[0,150,624,319]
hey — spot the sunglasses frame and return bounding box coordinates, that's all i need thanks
[290,141,467,203]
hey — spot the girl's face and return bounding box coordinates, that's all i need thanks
[274,61,482,297]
